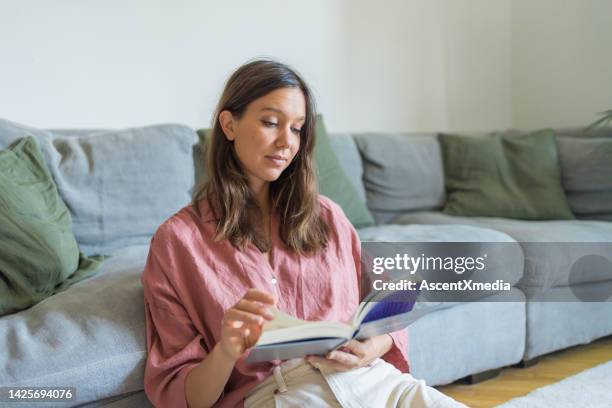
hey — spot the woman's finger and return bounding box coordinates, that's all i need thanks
[243,288,277,305]
[343,339,367,358]
[245,323,263,347]
[224,324,249,338]
[235,298,275,320]
[224,308,264,325]
[325,350,361,367]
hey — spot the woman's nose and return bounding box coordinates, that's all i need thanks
[275,126,293,148]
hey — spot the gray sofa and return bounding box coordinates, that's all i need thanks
[1,118,611,407]
[333,128,612,371]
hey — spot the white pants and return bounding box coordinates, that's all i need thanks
[244,357,468,408]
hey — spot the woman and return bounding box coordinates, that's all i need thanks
[141,59,466,408]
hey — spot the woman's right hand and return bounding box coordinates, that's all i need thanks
[217,288,277,361]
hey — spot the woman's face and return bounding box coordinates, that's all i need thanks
[220,87,305,192]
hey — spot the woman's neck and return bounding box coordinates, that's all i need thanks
[250,179,271,216]
[250,180,272,245]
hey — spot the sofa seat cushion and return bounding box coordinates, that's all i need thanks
[523,284,612,359]
[392,212,612,288]
[408,288,526,386]
[356,224,525,300]
[0,245,149,406]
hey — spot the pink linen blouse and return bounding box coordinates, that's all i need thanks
[141,195,410,408]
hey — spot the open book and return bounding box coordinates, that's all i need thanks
[245,282,442,363]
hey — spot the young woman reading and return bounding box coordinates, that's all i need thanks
[141,59,466,408]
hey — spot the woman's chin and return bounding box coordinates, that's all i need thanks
[264,174,282,182]
[261,168,286,182]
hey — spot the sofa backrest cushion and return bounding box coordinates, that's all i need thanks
[354,132,445,224]
[0,118,199,256]
[556,136,612,221]
[52,125,198,256]
[555,126,612,139]
[0,118,55,154]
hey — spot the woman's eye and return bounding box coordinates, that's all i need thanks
[262,120,277,127]
[291,128,302,135]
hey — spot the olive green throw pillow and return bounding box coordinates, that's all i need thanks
[439,129,575,220]
[196,115,375,228]
[0,136,104,316]
[312,115,375,228]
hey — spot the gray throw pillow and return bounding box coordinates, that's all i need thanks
[557,136,612,221]
[354,132,446,224]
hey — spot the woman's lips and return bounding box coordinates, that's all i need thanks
[265,155,287,167]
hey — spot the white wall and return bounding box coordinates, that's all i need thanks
[2,1,607,133]
[0,0,347,129]
[440,0,513,132]
[512,0,612,128]
[337,0,512,132]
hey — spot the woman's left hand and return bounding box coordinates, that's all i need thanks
[305,334,393,372]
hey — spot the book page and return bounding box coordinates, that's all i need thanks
[257,308,354,346]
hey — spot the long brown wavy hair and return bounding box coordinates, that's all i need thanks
[191,59,329,254]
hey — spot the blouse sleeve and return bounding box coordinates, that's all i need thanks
[141,232,220,408]
[345,212,411,374]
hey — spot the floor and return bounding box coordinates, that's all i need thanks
[436,335,612,408]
